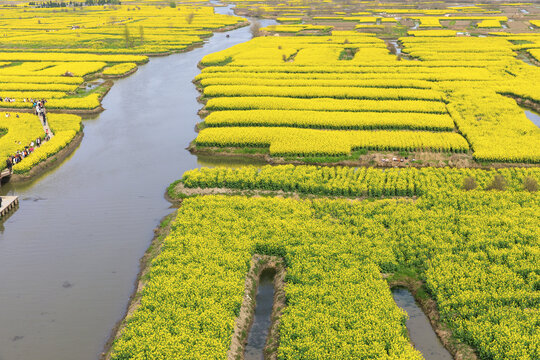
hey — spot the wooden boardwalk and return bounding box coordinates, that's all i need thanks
[0,196,18,218]
[0,168,12,185]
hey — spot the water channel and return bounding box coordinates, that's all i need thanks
[392,288,453,360]
[524,109,540,128]
[244,269,276,360]
[0,7,272,360]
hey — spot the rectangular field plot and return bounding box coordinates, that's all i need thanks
[195,33,540,163]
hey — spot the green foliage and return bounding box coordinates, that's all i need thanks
[178,165,540,198]
[111,191,540,359]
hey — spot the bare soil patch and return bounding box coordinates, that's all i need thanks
[190,145,538,169]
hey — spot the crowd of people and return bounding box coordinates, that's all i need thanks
[0,97,44,104]
[3,100,50,173]
[5,134,49,172]
[35,99,47,125]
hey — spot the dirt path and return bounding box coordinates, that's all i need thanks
[41,113,54,138]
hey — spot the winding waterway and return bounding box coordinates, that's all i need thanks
[0,8,271,360]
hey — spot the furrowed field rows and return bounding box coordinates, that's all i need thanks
[202,86,445,101]
[201,65,498,74]
[0,75,84,84]
[193,32,540,163]
[0,61,108,77]
[448,91,540,163]
[0,91,66,99]
[178,165,540,197]
[196,71,497,81]
[204,110,455,131]
[196,127,469,155]
[205,97,449,113]
[199,78,436,89]
[0,83,79,92]
[0,52,147,63]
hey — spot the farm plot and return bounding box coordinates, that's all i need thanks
[400,36,540,163]
[177,165,540,197]
[110,187,540,360]
[194,33,540,163]
[0,5,245,111]
[0,4,244,175]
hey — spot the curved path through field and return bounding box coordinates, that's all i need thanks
[0,8,272,360]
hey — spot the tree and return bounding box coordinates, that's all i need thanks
[169,1,176,8]
[185,12,195,24]
[123,25,132,48]
[254,7,264,18]
[139,25,144,45]
[250,20,261,38]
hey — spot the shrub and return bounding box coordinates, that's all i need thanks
[523,176,538,192]
[462,176,477,190]
[486,174,507,191]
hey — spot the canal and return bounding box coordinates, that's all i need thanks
[392,288,453,360]
[0,8,271,360]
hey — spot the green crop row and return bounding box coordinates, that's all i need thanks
[179,165,540,197]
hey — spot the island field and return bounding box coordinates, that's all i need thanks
[0,0,539,360]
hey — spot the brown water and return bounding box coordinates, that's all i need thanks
[245,269,276,360]
[0,9,272,360]
[392,288,453,360]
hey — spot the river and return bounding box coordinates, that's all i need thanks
[0,7,271,360]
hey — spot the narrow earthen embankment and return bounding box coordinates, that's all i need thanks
[167,181,418,203]
[507,95,540,113]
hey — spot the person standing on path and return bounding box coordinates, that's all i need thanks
[38,101,47,126]
[6,156,12,173]
[35,101,42,124]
